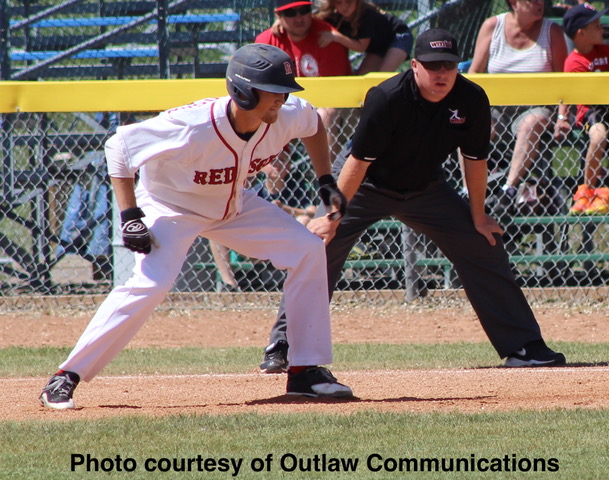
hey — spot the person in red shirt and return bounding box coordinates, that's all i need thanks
[256,0,352,77]
[256,0,352,161]
[562,3,609,214]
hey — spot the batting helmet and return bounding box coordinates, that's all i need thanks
[226,44,303,111]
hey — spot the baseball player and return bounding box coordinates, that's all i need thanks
[39,44,353,410]
[260,29,566,373]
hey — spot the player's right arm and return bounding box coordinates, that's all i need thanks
[105,133,154,254]
[111,177,137,211]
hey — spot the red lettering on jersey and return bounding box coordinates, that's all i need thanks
[248,154,277,174]
[193,167,237,186]
[209,169,224,184]
[224,166,236,183]
[193,171,208,185]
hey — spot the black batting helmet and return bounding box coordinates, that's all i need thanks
[226,44,303,110]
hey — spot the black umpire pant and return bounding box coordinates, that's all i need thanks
[268,177,543,359]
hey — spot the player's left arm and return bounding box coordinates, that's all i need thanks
[301,114,332,178]
[301,114,347,220]
[308,154,369,245]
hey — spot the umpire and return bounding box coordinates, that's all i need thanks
[261,28,566,372]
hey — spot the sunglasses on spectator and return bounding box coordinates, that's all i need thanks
[280,5,312,17]
[419,60,458,72]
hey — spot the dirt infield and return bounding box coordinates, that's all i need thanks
[3,302,609,420]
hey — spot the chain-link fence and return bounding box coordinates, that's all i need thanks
[2,0,609,309]
[2,0,495,81]
[3,103,609,306]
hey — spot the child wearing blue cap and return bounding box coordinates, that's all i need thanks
[563,3,609,214]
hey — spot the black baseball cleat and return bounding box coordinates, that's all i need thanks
[286,366,353,398]
[39,371,80,410]
[259,340,289,374]
[504,340,566,367]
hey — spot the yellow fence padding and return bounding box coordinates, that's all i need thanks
[1,72,609,113]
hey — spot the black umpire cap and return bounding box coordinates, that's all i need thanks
[414,28,462,63]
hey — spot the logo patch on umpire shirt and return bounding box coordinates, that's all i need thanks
[449,108,465,125]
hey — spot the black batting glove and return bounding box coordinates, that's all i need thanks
[120,207,152,254]
[318,174,347,221]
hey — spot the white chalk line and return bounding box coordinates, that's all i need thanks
[4,366,609,383]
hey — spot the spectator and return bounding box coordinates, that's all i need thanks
[468,0,569,216]
[256,0,352,77]
[55,151,111,281]
[316,0,414,74]
[256,0,353,160]
[562,3,609,215]
[209,240,240,291]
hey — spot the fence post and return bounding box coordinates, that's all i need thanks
[401,224,420,302]
[0,0,12,205]
[157,0,170,79]
[0,0,9,80]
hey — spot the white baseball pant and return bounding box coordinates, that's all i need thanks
[59,190,333,381]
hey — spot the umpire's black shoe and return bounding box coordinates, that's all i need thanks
[259,340,289,374]
[504,340,566,367]
[286,366,353,398]
[39,371,80,410]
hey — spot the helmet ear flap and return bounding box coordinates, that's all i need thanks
[226,44,303,108]
[227,79,259,110]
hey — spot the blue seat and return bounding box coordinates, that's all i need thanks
[10,13,240,29]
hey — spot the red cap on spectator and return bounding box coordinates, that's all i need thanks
[275,0,313,12]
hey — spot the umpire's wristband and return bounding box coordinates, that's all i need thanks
[120,207,145,224]
[318,174,336,187]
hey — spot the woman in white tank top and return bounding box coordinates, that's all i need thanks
[466,0,569,214]
[488,12,554,73]
[469,0,566,74]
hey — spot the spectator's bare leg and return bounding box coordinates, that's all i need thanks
[357,50,409,75]
[379,48,409,72]
[209,240,238,288]
[584,122,608,187]
[506,112,549,188]
[357,53,383,75]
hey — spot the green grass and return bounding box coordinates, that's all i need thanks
[2,342,608,377]
[3,342,608,479]
[1,410,608,479]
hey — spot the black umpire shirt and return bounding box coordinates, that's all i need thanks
[350,68,491,193]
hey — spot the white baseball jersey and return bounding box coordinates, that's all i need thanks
[107,95,318,219]
[59,93,334,384]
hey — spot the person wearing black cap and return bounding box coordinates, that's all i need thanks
[562,2,609,215]
[260,28,566,373]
